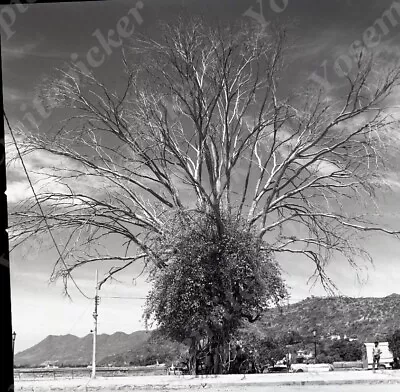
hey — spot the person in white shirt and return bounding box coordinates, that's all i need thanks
[372,341,382,371]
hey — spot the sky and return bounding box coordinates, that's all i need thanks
[3,0,400,353]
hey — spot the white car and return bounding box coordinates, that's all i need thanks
[290,363,334,372]
[166,362,189,375]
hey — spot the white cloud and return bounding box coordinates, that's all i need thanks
[5,130,108,204]
[3,86,32,103]
[2,41,41,60]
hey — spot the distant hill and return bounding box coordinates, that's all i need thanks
[15,294,400,367]
[14,331,152,367]
[257,293,400,342]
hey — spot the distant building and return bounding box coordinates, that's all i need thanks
[40,360,59,368]
[296,349,313,359]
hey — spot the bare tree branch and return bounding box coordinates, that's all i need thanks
[8,19,400,293]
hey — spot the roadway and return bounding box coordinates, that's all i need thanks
[14,370,400,391]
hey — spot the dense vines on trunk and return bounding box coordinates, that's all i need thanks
[143,211,287,373]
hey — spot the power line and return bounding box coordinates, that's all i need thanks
[4,112,93,300]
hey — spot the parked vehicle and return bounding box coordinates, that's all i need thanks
[363,342,394,370]
[290,363,334,372]
[266,364,289,373]
[166,362,190,375]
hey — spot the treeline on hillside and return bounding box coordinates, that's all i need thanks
[99,332,187,367]
[237,325,364,367]
[257,295,400,343]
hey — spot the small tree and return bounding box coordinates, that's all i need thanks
[235,322,287,371]
[143,211,287,374]
[258,337,286,368]
[318,339,363,363]
[280,330,304,346]
[388,329,400,359]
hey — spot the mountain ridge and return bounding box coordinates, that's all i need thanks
[14,330,152,367]
[259,293,400,342]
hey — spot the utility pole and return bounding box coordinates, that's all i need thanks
[91,270,99,379]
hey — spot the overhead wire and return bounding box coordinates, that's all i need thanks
[4,111,93,300]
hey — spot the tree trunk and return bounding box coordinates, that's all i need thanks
[213,345,220,374]
[212,339,230,374]
[189,338,197,375]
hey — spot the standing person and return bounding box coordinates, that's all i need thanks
[372,341,382,371]
[230,345,240,374]
[286,352,292,370]
[236,345,248,373]
[232,345,245,374]
[248,350,256,374]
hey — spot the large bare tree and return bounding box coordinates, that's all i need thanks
[7,18,400,292]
